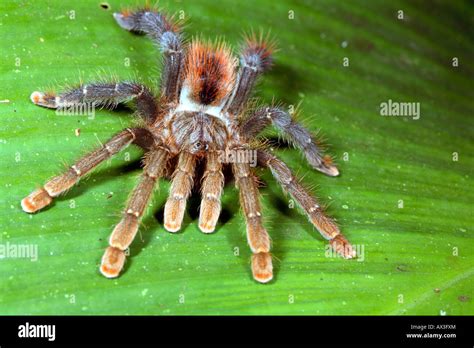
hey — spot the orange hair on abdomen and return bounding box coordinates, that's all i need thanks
[185,39,236,106]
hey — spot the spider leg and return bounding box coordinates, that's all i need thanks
[257,150,356,259]
[31,82,158,124]
[241,107,339,176]
[163,151,196,232]
[199,150,224,233]
[224,33,274,115]
[100,146,170,278]
[113,9,184,101]
[233,161,272,283]
[129,128,157,152]
[21,128,140,213]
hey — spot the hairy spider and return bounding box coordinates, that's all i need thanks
[21,5,356,283]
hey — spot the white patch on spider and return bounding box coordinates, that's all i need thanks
[71,165,81,175]
[126,209,139,217]
[174,84,231,127]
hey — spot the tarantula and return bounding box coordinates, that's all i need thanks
[21,6,356,283]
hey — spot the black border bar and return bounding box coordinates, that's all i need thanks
[0,315,472,346]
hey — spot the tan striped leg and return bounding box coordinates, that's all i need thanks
[21,129,136,213]
[257,150,356,259]
[199,150,224,233]
[163,151,196,233]
[233,161,272,283]
[100,147,169,278]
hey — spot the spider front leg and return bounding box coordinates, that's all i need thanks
[233,161,272,283]
[257,150,356,259]
[241,107,339,176]
[21,128,144,213]
[31,82,159,124]
[163,151,196,232]
[198,150,224,233]
[100,146,170,278]
[224,32,274,115]
[113,8,184,101]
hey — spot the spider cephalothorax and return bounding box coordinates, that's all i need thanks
[22,5,356,283]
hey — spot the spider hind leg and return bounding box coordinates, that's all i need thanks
[257,150,356,259]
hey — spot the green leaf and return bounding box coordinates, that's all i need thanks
[0,0,472,315]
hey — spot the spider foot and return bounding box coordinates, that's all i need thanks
[21,188,52,213]
[113,12,135,31]
[313,155,339,177]
[330,235,356,259]
[198,199,220,233]
[316,162,339,177]
[252,252,273,284]
[100,246,126,278]
[30,91,57,108]
[164,199,185,233]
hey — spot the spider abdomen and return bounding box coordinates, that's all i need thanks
[184,40,236,107]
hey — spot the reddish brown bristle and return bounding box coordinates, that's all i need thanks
[323,155,333,165]
[185,39,236,106]
[242,31,277,71]
[244,31,276,54]
[143,0,152,11]
[120,8,132,17]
